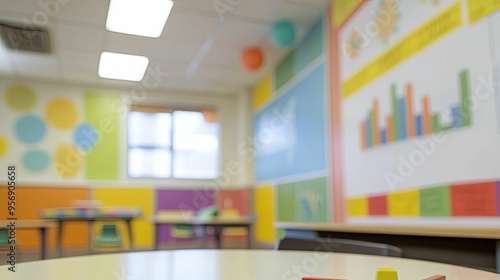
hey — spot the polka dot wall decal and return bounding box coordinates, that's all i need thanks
[54,144,82,178]
[5,84,37,110]
[15,115,46,144]
[45,98,78,129]
[23,150,50,172]
[74,123,99,151]
[0,136,8,157]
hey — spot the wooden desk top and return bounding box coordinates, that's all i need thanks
[151,216,256,225]
[1,250,499,279]
[275,222,500,239]
[0,220,56,229]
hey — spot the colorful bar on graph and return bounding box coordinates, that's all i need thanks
[460,70,471,126]
[391,84,399,140]
[452,105,462,128]
[386,115,393,143]
[416,115,423,136]
[381,129,387,144]
[372,99,380,146]
[406,83,415,138]
[432,113,441,133]
[366,116,373,148]
[360,122,367,150]
[422,96,432,135]
[358,69,471,150]
[398,97,407,139]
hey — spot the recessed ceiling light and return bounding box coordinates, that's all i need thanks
[98,52,149,82]
[106,0,174,38]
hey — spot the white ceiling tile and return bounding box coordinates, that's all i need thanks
[286,0,330,8]
[11,51,60,79]
[231,0,319,24]
[148,59,190,77]
[230,0,284,20]
[215,20,267,49]
[57,0,109,26]
[203,47,240,65]
[56,24,105,52]
[149,40,202,62]
[173,0,217,12]
[60,50,99,69]
[0,0,52,15]
[104,32,156,55]
[161,11,219,43]
[61,64,99,82]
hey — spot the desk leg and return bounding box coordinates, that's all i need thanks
[56,220,63,258]
[214,226,222,249]
[87,221,93,254]
[246,225,252,249]
[496,240,500,273]
[200,226,207,249]
[154,224,159,251]
[39,227,47,260]
[126,220,134,251]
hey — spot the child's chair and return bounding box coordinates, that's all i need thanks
[93,224,122,251]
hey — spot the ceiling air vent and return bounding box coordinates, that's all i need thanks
[0,22,51,53]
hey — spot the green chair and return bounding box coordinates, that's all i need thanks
[169,206,218,248]
[196,206,218,219]
[93,224,122,251]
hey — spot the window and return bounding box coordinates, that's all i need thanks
[127,105,220,179]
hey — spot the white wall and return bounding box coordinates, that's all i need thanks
[0,78,254,189]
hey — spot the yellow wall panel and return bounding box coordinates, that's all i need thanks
[253,75,273,110]
[347,197,368,217]
[92,187,154,248]
[332,0,364,27]
[254,185,276,243]
[388,190,420,217]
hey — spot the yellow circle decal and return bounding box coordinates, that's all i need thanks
[0,136,8,157]
[5,84,37,110]
[54,144,82,178]
[45,98,78,129]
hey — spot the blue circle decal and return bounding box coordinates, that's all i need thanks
[74,123,99,151]
[15,115,46,144]
[23,150,50,171]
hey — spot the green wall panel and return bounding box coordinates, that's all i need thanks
[277,177,328,222]
[420,186,451,217]
[275,16,325,90]
[84,92,120,180]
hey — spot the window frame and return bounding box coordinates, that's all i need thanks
[126,104,220,180]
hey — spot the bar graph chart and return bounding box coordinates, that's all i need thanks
[360,69,471,150]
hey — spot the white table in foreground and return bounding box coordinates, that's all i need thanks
[2,250,500,279]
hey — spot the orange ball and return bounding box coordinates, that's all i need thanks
[241,47,264,71]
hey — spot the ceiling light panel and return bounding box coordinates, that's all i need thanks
[106,0,174,38]
[98,51,149,82]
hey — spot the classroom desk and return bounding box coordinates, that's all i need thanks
[0,220,56,260]
[275,222,500,273]
[1,250,500,279]
[40,208,142,256]
[151,216,255,250]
